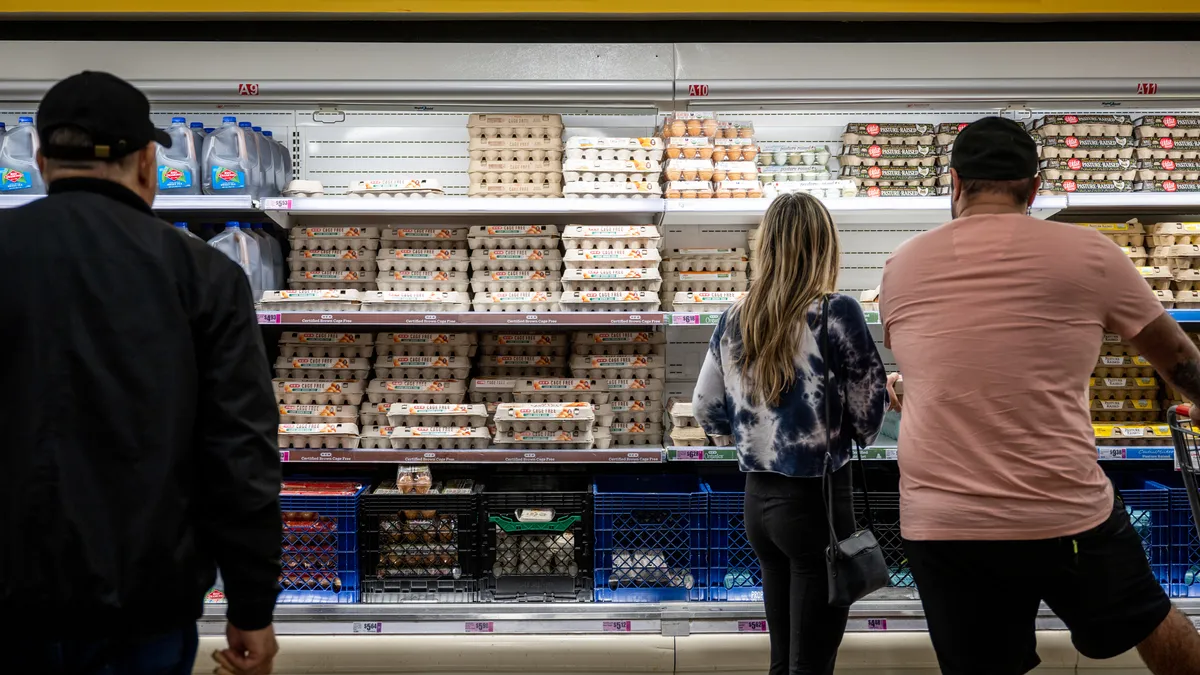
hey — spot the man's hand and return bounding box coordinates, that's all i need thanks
[213,623,278,675]
[886,372,903,412]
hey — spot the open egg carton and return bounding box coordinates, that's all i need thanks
[561,225,661,251]
[559,290,661,312]
[1135,115,1200,139]
[661,270,748,294]
[562,158,662,183]
[468,225,560,250]
[838,143,937,168]
[566,136,664,162]
[1040,158,1137,182]
[512,378,612,404]
[563,181,663,199]
[670,291,747,313]
[367,379,468,405]
[388,426,493,450]
[1031,115,1135,139]
[287,248,377,273]
[278,403,360,424]
[376,249,471,273]
[374,355,472,380]
[492,427,603,449]
[1089,377,1159,401]
[1089,399,1162,424]
[564,248,661,270]
[572,330,666,356]
[471,291,562,312]
[561,268,663,293]
[278,423,361,449]
[279,332,375,358]
[359,425,394,449]
[471,270,561,293]
[469,378,517,404]
[841,122,936,146]
[570,353,666,380]
[345,178,445,199]
[493,402,597,433]
[1038,179,1134,195]
[376,269,470,292]
[467,113,564,198]
[840,165,945,188]
[274,356,372,380]
[259,290,362,312]
[381,227,469,250]
[1137,159,1200,182]
[274,379,366,406]
[375,332,477,358]
[1136,137,1200,161]
[360,291,470,312]
[290,227,382,252]
[387,403,490,428]
[286,270,378,290]
[477,354,569,378]
[1038,136,1136,160]
[607,421,664,447]
[661,249,749,273]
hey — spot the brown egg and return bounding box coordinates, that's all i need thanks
[686,120,702,136]
[712,148,727,162]
[702,119,718,137]
[727,147,743,161]
[739,127,754,139]
[697,191,713,199]
[748,188,763,198]
[733,190,748,198]
[716,189,731,199]
[666,147,681,159]
[723,126,737,139]
[666,189,681,199]
[713,171,728,182]
[698,146,714,160]
[743,147,759,161]
[682,169,697,180]
[669,120,685,137]
[699,169,714,181]
[666,168,681,181]
[682,191,697,199]
[682,146,698,159]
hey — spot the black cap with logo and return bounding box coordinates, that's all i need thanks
[950,117,1038,181]
[36,71,171,161]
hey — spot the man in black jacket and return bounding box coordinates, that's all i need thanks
[1,72,281,674]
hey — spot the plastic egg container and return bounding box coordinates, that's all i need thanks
[663,136,715,162]
[561,159,661,183]
[360,291,470,312]
[664,180,714,199]
[376,249,470,273]
[259,290,362,312]
[468,137,563,163]
[381,227,469,249]
[602,378,665,405]
[1176,269,1200,291]
[493,402,597,433]
[470,249,563,272]
[481,332,569,356]
[1137,179,1200,193]
[711,161,759,182]
[669,401,697,428]
[559,290,660,312]
[841,165,940,188]
[470,270,560,293]
[374,355,471,380]
[561,268,662,293]
[1137,160,1200,182]
[1039,137,1136,160]
[287,270,377,290]
[669,427,709,447]
[274,379,365,405]
[1136,138,1200,161]
[841,123,935,146]
[287,249,378,273]
[360,402,395,427]
[469,378,517,403]
[565,137,664,162]
[278,403,360,424]
[561,225,660,251]
[661,112,719,140]
[572,330,666,356]
[713,180,764,199]
[492,428,597,449]
[345,178,445,199]
[279,332,375,358]
[608,398,662,425]
[1078,221,1146,247]
[1093,356,1154,379]
[562,182,663,198]
[661,249,748,273]
[1136,115,1200,139]
[608,421,663,447]
[512,378,611,404]
[274,357,372,380]
[388,426,492,450]
[468,225,560,250]
[671,291,748,313]
[359,426,393,449]
[278,423,361,449]
[476,354,568,378]
[1032,115,1134,138]
[376,332,477,358]
[662,270,748,294]
[290,227,381,252]
[375,269,470,293]
[564,248,661,270]
[367,379,467,405]
[1089,377,1159,401]
[468,113,563,142]
[387,403,489,428]
[839,144,936,168]
[570,353,665,380]
[712,138,759,163]
[471,291,561,312]
[664,159,715,182]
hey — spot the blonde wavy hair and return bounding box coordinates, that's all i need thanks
[731,192,841,407]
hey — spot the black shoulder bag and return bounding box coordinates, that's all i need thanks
[820,294,890,607]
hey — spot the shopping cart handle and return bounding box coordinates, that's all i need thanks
[1175,404,1192,417]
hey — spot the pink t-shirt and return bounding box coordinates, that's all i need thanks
[881,214,1165,541]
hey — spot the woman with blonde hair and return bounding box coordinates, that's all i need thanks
[694,192,887,675]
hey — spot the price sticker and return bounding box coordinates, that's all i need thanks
[279,451,290,462]
[866,618,888,631]
[675,449,705,461]
[257,312,282,325]
[671,314,700,326]
[603,620,632,632]
[352,621,383,633]
[465,621,494,633]
[737,620,767,633]
[262,198,293,210]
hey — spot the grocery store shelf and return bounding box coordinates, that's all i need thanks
[1062,193,1200,213]
[279,447,665,463]
[1171,309,1200,323]
[0,194,257,211]
[665,446,1177,462]
[258,311,665,326]
[262,196,665,226]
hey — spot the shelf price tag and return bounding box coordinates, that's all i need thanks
[352,621,383,633]
[262,198,293,210]
[866,618,888,631]
[603,620,632,632]
[737,620,767,633]
[257,312,282,325]
[279,451,290,462]
[675,448,705,461]
[671,313,701,326]
[465,621,494,633]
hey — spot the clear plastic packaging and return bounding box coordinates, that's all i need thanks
[278,404,360,424]
[468,378,517,403]
[287,249,377,273]
[713,180,764,199]
[569,354,666,380]
[375,270,470,293]
[375,332,476,357]
[493,402,597,433]
[289,227,381,252]
[664,158,715,182]
[571,331,666,356]
[470,249,563,272]
[664,180,714,199]
[712,138,759,163]
[476,354,568,378]
[259,289,361,312]
[273,379,366,405]
[360,291,470,312]
[471,291,561,312]
[373,355,472,380]
[274,356,371,380]
[366,379,467,405]
[565,136,664,163]
[393,464,435,494]
[671,291,747,313]
[561,268,663,293]
[376,249,470,273]
[661,112,718,140]
[279,332,374,358]
[512,378,611,404]
[562,181,663,198]
[278,423,361,449]
[470,270,561,293]
[467,225,560,251]
[387,403,489,428]
[561,159,662,183]
[286,270,377,290]
[561,225,662,251]
[711,161,758,182]
[558,290,660,312]
[388,427,492,450]
[563,248,661,270]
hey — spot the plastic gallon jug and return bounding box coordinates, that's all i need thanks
[201,117,253,196]
[252,126,275,198]
[262,130,285,193]
[156,117,200,195]
[238,122,262,198]
[189,122,206,162]
[173,221,202,240]
[250,222,284,291]
[208,221,263,299]
[0,116,45,195]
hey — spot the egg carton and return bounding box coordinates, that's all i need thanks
[669,401,697,428]
[1039,137,1136,160]
[491,428,597,449]
[669,427,710,447]
[282,179,324,197]
[467,112,564,135]
[279,333,375,358]
[389,426,492,450]
[470,249,563,272]
[664,158,715,182]
[1091,411,1163,424]
[1100,335,1136,357]
[565,137,664,162]
[278,423,361,449]
[839,144,941,167]
[1153,245,1200,269]
[863,185,949,198]
[259,290,362,312]
[289,227,382,252]
[1093,355,1154,379]
[480,333,569,356]
[512,379,611,404]
[560,159,661,183]
[1121,246,1149,267]
[375,270,471,293]
[559,290,660,312]
[711,181,765,199]
[1135,115,1200,139]
[1137,160,1200,182]
[609,399,663,424]
[360,402,396,427]
[561,225,662,251]
[381,227,469,246]
[563,248,661,270]
[841,165,942,188]
[671,291,747,313]
[664,180,714,199]
[1155,289,1176,308]
[757,167,835,184]
[472,291,562,312]
[711,161,760,182]
[561,268,663,293]
[1175,269,1200,291]
[661,270,749,294]
[1076,221,1146,246]
[759,180,859,201]
[1031,115,1134,138]
[360,291,471,312]
[374,355,472,380]
[468,159,564,186]
[467,225,561,250]
[287,249,378,273]
[477,354,569,378]
[1137,137,1200,161]
[359,425,394,449]
[493,402,597,433]
[287,270,377,290]
[1089,377,1159,400]
[278,403,360,424]
[367,379,467,405]
[345,179,445,199]
[934,123,970,146]
[661,250,749,273]
[274,379,366,405]
[608,422,664,447]
[375,332,476,357]
[1176,290,1200,309]
[467,183,562,198]
[469,378,517,403]
[274,357,372,380]
[387,403,490,428]
[601,378,665,404]
[662,113,720,140]
[562,181,663,198]
[376,249,470,273]
[1039,158,1137,181]
[1138,180,1200,193]
[570,353,666,380]
[1038,180,1134,195]
[1138,266,1173,290]
[467,137,563,163]
[711,140,760,164]
[759,143,834,167]
[841,123,936,146]
[572,331,666,356]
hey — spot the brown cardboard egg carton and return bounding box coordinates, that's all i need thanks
[274,378,366,406]
[366,379,467,405]
[376,249,470,273]
[661,270,749,294]
[1040,158,1137,181]
[1136,115,1200,139]
[1156,289,1175,308]
[570,353,666,380]
[1089,377,1159,400]
[468,378,517,404]
[566,137,664,163]
[376,270,470,293]
[470,249,563,272]
[481,332,569,356]
[564,248,661,270]
[376,332,477,358]
[1119,246,1149,267]
[860,186,948,198]
[493,402,597,434]
[1137,137,1200,160]
[358,426,393,449]
[841,123,936,146]
[278,403,360,424]
[1137,179,1200,193]
[387,403,489,428]
[935,123,971,146]
[608,421,664,447]
[467,182,562,198]
[669,426,710,447]
[468,139,563,163]
[471,291,562,312]
[1039,136,1136,160]
[360,291,471,312]
[389,426,492,450]
[841,165,941,188]
[382,227,469,246]
[492,428,601,449]
[346,179,444,199]
[278,423,361,449]
[512,378,612,404]
[1038,179,1133,195]
[290,227,382,252]
[1090,403,1162,423]
[1031,115,1134,138]
[287,270,377,290]
[562,159,662,183]
[468,159,564,186]
[1176,269,1200,291]
[1076,221,1145,246]
[1150,245,1200,270]
[1094,355,1154,378]
[476,355,569,378]
[572,331,666,357]
[468,113,563,133]
[275,356,372,380]
[1139,265,1174,290]
[1176,290,1200,309]
[561,268,663,293]
[562,181,663,199]
[374,355,471,380]
[287,249,377,273]
[559,290,660,313]
[839,144,943,167]
[470,270,561,293]
[1137,160,1200,181]
[280,332,374,358]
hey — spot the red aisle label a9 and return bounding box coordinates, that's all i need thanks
[239,83,260,96]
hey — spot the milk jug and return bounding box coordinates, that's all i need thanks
[0,117,45,195]
[201,117,253,196]
[156,117,200,195]
[238,122,262,198]
[252,126,275,197]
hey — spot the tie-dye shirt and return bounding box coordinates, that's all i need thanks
[693,293,887,477]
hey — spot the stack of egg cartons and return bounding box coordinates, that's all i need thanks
[838,122,945,198]
[1031,115,1136,196]
[1134,115,1200,194]
[668,400,707,448]
[287,226,381,291]
[1148,222,1200,309]
[662,246,750,313]
[496,373,613,449]
[468,225,561,312]
[560,225,662,312]
[1074,221,1161,303]
[562,137,664,199]
[274,332,372,450]
[1092,334,1161,425]
[474,332,571,429]
[370,230,471,312]
[570,331,665,447]
[466,113,564,198]
[661,114,763,200]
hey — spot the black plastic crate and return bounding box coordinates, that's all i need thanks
[481,475,593,602]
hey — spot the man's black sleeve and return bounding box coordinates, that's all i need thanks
[192,251,281,630]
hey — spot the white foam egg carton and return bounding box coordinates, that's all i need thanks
[470,249,563,272]
[669,427,710,447]
[467,137,563,163]
[366,379,467,405]
[273,379,366,405]
[469,378,517,403]
[278,403,360,424]
[562,181,663,199]
[564,248,661,270]
[279,332,374,358]
[290,227,381,252]
[376,249,470,273]
[602,378,665,403]
[468,159,563,186]
[287,249,377,272]
[662,249,749,272]
[561,159,662,183]
[671,291,747,313]
[611,398,664,424]
[376,270,471,293]
[561,268,662,293]
[559,290,660,312]
[608,421,664,447]
[282,179,324,197]
[572,331,666,356]
[274,357,372,380]
[670,401,697,428]
[470,270,561,293]
[389,426,492,450]
[662,270,749,294]
[345,179,444,199]
[471,291,561,312]
[494,402,597,433]
[360,291,470,312]
[570,354,666,380]
[373,355,472,380]
[565,137,664,162]
[376,332,477,357]
[467,183,562,198]
[359,425,394,449]
[381,227,469,245]
[278,423,361,449]
[480,332,569,356]
[287,270,377,290]
[387,403,490,428]
[467,225,561,250]
[477,354,568,378]
[512,378,611,404]
[360,402,395,427]
[467,112,563,134]
[491,428,596,449]
[561,225,662,251]
[259,290,362,312]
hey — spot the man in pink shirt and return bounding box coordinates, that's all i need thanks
[881,117,1200,675]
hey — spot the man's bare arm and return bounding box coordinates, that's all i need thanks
[1127,313,1200,422]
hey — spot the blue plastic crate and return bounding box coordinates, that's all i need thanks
[279,481,367,604]
[1111,477,1172,592]
[1167,487,1200,597]
[593,475,708,602]
[703,474,762,602]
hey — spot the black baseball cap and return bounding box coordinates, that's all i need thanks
[37,71,171,161]
[950,117,1038,180]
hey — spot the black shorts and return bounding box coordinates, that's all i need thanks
[904,495,1173,675]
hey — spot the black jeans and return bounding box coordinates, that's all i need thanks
[745,464,854,675]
